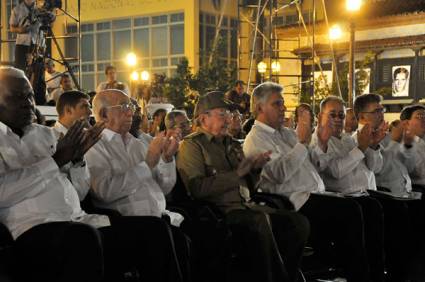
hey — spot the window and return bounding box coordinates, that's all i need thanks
[152,26,168,56]
[199,12,238,66]
[64,12,184,90]
[170,24,184,55]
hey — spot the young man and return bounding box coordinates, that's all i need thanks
[177,90,309,282]
[225,80,251,117]
[165,110,192,139]
[48,74,74,104]
[96,65,129,94]
[243,82,376,282]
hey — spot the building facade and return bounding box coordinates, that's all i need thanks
[0,0,238,92]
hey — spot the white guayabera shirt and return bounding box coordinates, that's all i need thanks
[243,120,325,211]
[410,136,425,186]
[0,122,110,239]
[310,129,382,194]
[375,134,415,193]
[86,129,183,226]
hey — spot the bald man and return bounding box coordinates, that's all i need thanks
[0,67,183,282]
[86,89,191,281]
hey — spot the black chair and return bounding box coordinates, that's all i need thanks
[0,223,15,282]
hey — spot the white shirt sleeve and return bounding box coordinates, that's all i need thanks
[364,146,383,173]
[152,157,177,196]
[326,146,365,179]
[244,132,309,185]
[86,146,154,203]
[67,162,91,201]
[0,156,59,207]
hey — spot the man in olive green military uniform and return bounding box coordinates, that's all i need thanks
[176,91,310,282]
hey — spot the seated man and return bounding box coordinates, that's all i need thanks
[177,90,309,282]
[401,104,425,187]
[314,94,417,281]
[0,67,183,282]
[48,74,74,104]
[243,82,375,282]
[86,89,191,281]
[165,110,192,139]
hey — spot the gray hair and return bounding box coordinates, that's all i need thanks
[165,110,187,129]
[251,82,283,116]
[0,67,29,103]
[92,89,127,121]
[319,96,344,112]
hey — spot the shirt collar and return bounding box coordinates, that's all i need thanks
[197,127,228,143]
[254,120,279,134]
[0,122,8,135]
[53,121,68,135]
[102,128,133,144]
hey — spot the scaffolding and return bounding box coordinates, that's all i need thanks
[0,0,82,86]
[237,0,339,111]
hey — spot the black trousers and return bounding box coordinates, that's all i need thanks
[15,221,104,282]
[370,195,425,282]
[14,44,32,72]
[225,206,310,282]
[299,193,385,282]
[99,216,183,282]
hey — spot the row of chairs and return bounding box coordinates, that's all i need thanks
[0,174,342,282]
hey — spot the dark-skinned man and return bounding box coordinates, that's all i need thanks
[0,67,183,282]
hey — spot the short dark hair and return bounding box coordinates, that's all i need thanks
[353,93,382,119]
[235,80,245,87]
[56,90,90,117]
[60,73,71,83]
[153,108,167,119]
[105,65,116,75]
[394,67,409,80]
[400,104,425,121]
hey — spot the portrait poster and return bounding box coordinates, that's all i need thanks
[392,65,410,97]
[355,68,371,95]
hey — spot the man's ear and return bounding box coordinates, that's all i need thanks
[64,105,73,116]
[99,108,108,121]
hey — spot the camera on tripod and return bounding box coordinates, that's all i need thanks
[30,0,62,30]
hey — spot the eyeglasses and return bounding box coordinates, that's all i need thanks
[361,107,386,115]
[106,103,136,113]
[324,112,346,119]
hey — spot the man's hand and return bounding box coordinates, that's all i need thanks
[402,121,415,146]
[73,121,105,161]
[252,151,272,170]
[296,109,312,144]
[391,122,403,143]
[162,130,181,163]
[146,132,166,169]
[357,124,371,152]
[52,120,86,167]
[317,116,333,152]
[236,156,255,178]
[370,121,388,148]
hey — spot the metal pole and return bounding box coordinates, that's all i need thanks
[268,0,272,81]
[247,0,263,93]
[348,21,355,107]
[311,0,316,113]
[78,0,81,86]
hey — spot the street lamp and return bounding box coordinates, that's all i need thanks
[140,70,150,82]
[258,61,267,82]
[346,0,362,107]
[131,71,139,81]
[329,24,342,41]
[126,52,137,67]
[271,61,281,74]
